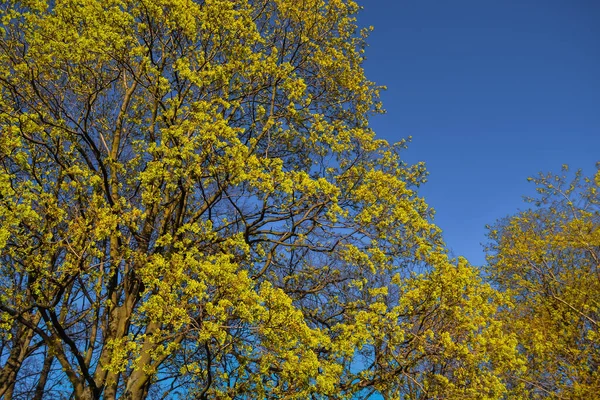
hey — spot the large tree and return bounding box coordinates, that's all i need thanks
[486,166,600,398]
[0,0,521,398]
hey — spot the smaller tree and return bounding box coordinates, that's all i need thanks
[486,165,600,398]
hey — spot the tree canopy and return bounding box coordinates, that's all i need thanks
[1,0,595,399]
[486,166,600,398]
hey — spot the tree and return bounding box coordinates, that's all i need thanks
[486,165,600,398]
[0,0,521,398]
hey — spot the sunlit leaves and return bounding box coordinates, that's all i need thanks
[0,0,526,398]
[487,165,600,398]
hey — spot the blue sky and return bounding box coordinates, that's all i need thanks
[359,0,600,266]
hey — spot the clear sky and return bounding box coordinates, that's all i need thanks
[359,0,600,266]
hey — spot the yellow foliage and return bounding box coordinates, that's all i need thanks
[487,166,600,398]
[0,0,523,398]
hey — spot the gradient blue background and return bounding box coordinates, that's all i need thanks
[360,0,600,266]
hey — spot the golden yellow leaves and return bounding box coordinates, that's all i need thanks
[486,166,600,398]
